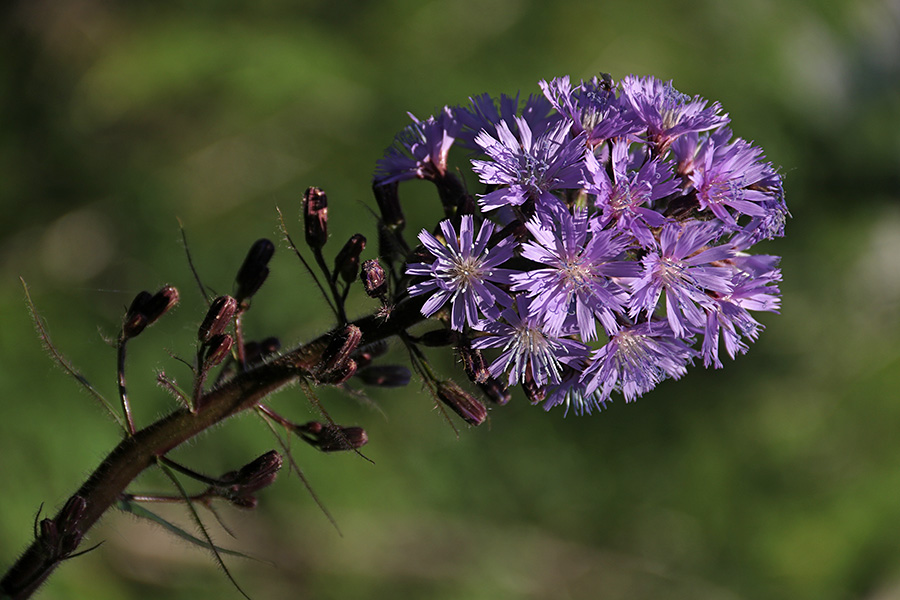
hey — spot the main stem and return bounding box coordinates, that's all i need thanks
[1,299,426,599]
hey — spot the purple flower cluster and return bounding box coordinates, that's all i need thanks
[378,74,787,414]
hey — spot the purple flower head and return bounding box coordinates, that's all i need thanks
[406,215,517,331]
[681,128,786,233]
[581,320,697,403]
[375,107,460,185]
[621,75,729,152]
[471,116,585,212]
[700,254,781,368]
[511,209,638,340]
[629,220,735,338]
[457,92,557,150]
[541,365,611,415]
[540,75,641,145]
[583,140,679,248]
[472,296,589,387]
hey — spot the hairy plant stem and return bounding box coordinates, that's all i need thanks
[1,298,425,600]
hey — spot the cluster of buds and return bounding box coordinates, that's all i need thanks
[206,451,284,510]
[37,496,87,563]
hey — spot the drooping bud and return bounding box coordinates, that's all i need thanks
[235,238,275,303]
[319,325,362,375]
[333,234,366,284]
[203,334,234,367]
[295,421,368,452]
[416,328,459,347]
[215,450,283,509]
[303,186,328,249]
[318,358,357,385]
[522,372,546,405]
[372,180,405,230]
[360,258,387,299]
[355,365,412,387]
[436,380,487,426]
[457,343,489,384]
[352,340,389,369]
[198,295,238,344]
[478,377,511,406]
[243,336,281,365]
[122,286,179,339]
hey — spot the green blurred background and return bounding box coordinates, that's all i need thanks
[2,0,899,598]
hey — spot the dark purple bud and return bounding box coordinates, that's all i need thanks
[320,325,362,375]
[360,258,387,298]
[233,450,283,493]
[352,340,389,369]
[318,358,358,384]
[203,333,234,367]
[243,336,281,365]
[216,450,282,508]
[456,193,477,216]
[303,186,328,249]
[522,372,546,405]
[295,421,368,452]
[416,328,459,347]
[39,518,58,547]
[235,238,275,303]
[478,377,511,406]
[56,495,87,534]
[437,381,487,426]
[458,343,489,384]
[355,365,412,387]
[333,233,366,284]
[373,180,405,230]
[123,286,179,339]
[198,295,238,343]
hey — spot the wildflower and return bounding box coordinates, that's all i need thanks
[581,320,697,402]
[583,139,680,248]
[629,221,735,338]
[471,116,585,212]
[457,92,556,149]
[683,128,785,233]
[620,75,729,152]
[512,209,638,340]
[699,253,782,368]
[406,215,517,331]
[375,107,459,185]
[540,75,641,145]
[472,296,589,387]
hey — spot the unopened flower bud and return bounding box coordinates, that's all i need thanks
[373,180,405,230]
[522,372,546,405]
[360,258,387,298]
[243,336,281,365]
[56,495,87,533]
[355,365,412,387]
[319,325,361,375]
[416,329,459,347]
[352,340,388,369]
[458,343,489,384]
[123,286,179,339]
[203,333,234,367]
[296,421,368,452]
[198,295,237,343]
[235,238,275,303]
[437,380,487,426]
[478,377,511,406]
[333,234,366,284]
[216,450,282,508]
[303,186,328,249]
[318,358,357,384]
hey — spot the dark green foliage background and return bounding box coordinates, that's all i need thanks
[2,1,899,598]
